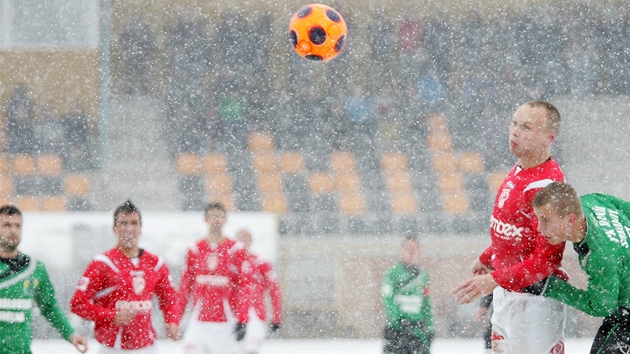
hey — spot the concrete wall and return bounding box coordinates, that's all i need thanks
[279,234,600,339]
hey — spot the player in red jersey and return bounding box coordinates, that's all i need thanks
[453,101,568,353]
[235,229,282,354]
[177,202,253,354]
[70,200,180,353]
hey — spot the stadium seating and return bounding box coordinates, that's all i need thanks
[0,152,93,212]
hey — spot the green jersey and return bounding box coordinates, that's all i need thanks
[543,193,630,318]
[0,253,75,354]
[381,262,434,331]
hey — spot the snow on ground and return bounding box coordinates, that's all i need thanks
[33,337,593,353]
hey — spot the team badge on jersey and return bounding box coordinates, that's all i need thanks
[207,254,219,270]
[498,188,511,208]
[131,271,146,294]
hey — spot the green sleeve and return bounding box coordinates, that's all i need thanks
[421,275,434,333]
[606,195,630,216]
[33,261,76,341]
[543,242,621,317]
[381,266,401,328]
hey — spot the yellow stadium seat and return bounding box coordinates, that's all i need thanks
[248,132,275,151]
[426,113,448,132]
[257,172,284,193]
[11,154,37,175]
[37,154,63,176]
[251,152,278,173]
[176,153,201,175]
[0,176,13,195]
[384,171,414,192]
[458,152,485,174]
[279,152,305,174]
[309,172,335,194]
[0,155,9,174]
[437,172,465,192]
[442,192,470,214]
[427,131,453,151]
[41,196,66,211]
[329,151,356,172]
[432,152,457,173]
[15,196,39,211]
[205,172,232,194]
[260,192,287,213]
[488,170,509,193]
[339,192,366,214]
[203,153,228,173]
[335,172,361,191]
[381,152,408,171]
[391,192,418,214]
[65,175,90,196]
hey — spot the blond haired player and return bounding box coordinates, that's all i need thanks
[453,101,568,353]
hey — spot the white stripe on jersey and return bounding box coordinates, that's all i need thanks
[154,256,164,271]
[94,254,120,274]
[523,178,554,194]
[94,286,118,299]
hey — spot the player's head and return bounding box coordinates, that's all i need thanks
[0,205,23,254]
[235,229,253,249]
[533,182,583,245]
[401,232,421,266]
[509,100,560,161]
[113,200,142,250]
[204,201,227,231]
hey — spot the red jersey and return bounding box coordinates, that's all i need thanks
[70,247,179,350]
[177,238,252,324]
[247,254,282,324]
[479,158,569,291]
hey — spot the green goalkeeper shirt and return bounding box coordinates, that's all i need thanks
[0,253,75,354]
[543,193,630,318]
[381,262,434,331]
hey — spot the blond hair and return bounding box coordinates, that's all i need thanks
[526,100,561,135]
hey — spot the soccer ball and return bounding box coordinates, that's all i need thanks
[288,4,348,62]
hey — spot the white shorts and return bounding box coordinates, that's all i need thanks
[491,287,566,354]
[183,317,240,354]
[98,344,158,354]
[242,308,268,353]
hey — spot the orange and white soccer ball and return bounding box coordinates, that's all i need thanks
[288,4,348,62]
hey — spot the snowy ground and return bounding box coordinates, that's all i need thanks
[33,337,593,353]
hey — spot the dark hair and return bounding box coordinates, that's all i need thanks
[114,200,141,222]
[403,231,418,243]
[0,205,22,217]
[204,201,226,215]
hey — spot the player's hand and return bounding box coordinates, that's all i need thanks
[234,322,247,341]
[270,322,281,332]
[70,333,89,353]
[113,308,136,325]
[165,323,181,341]
[452,274,499,304]
[472,259,492,275]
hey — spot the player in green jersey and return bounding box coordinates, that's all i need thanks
[0,205,88,354]
[533,182,630,354]
[381,233,434,354]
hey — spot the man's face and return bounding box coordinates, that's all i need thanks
[534,204,571,245]
[508,105,553,158]
[205,209,226,231]
[401,239,420,266]
[113,212,142,250]
[0,213,22,253]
